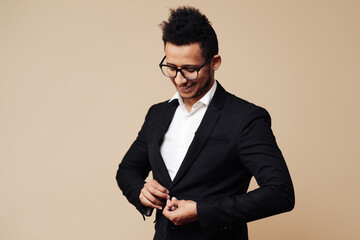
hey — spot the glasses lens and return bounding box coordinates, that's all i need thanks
[181,68,198,80]
[160,66,198,80]
[161,66,176,78]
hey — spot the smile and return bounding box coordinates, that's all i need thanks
[178,84,195,93]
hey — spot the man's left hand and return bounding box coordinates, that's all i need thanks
[162,197,198,226]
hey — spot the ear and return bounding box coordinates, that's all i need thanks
[211,55,222,71]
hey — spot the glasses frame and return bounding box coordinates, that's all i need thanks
[159,56,212,81]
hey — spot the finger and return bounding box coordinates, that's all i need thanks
[144,181,169,199]
[170,197,180,207]
[139,194,163,210]
[166,198,179,211]
[162,205,173,219]
[144,191,166,206]
[164,199,172,211]
[141,189,165,208]
[150,180,169,194]
[166,200,177,208]
[147,184,170,200]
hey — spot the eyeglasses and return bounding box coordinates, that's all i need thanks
[159,56,212,81]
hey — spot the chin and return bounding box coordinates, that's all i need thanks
[180,94,195,99]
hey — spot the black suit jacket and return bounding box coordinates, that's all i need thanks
[116,82,294,240]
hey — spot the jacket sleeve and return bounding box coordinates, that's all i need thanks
[116,106,154,218]
[197,106,295,234]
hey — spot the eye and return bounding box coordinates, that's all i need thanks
[167,66,177,72]
[183,68,196,73]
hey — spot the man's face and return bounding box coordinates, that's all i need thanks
[164,42,214,106]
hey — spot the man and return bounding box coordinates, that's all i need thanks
[116,6,294,240]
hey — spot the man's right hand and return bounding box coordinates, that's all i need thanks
[139,179,170,210]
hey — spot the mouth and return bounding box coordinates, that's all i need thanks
[178,84,195,93]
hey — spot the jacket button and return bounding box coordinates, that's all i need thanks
[224,226,232,230]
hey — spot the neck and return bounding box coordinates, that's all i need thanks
[183,100,195,113]
[183,79,214,112]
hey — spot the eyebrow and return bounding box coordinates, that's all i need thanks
[166,62,199,68]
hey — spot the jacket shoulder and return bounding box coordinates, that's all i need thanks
[223,91,270,118]
[148,99,172,110]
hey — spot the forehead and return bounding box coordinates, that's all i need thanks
[164,42,204,65]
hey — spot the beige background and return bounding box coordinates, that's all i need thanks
[1,0,359,239]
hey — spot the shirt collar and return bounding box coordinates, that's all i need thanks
[169,81,217,107]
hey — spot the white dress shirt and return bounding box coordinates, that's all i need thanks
[160,81,217,180]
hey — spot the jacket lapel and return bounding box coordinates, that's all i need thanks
[170,82,227,188]
[153,100,179,187]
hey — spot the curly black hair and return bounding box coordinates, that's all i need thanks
[160,6,218,60]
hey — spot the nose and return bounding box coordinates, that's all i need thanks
[174,71,188,85]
